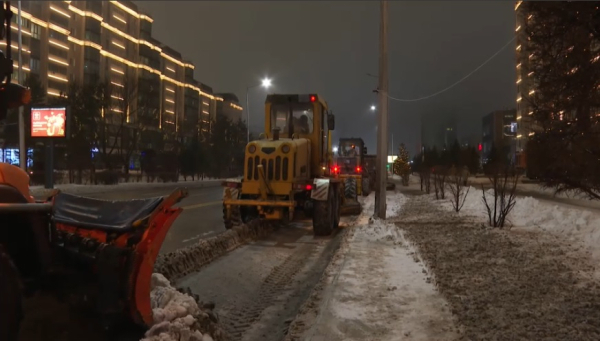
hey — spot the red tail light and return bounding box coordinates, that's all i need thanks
[310,95,316,102]
[332,166,339,174]
[356,166,362,173]
[305,184,313,191]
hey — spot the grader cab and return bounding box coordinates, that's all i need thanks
[222,94,362,236]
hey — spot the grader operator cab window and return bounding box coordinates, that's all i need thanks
[271,103,314,135]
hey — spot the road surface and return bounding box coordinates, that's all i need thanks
[53,184,226,253]
[176,216,353,341]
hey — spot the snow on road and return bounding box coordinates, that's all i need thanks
[286,191,458,341]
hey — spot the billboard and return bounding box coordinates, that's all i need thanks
[31,107,66,138]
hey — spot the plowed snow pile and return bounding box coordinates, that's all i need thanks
[142,273,224,341]
[286,191,459,341]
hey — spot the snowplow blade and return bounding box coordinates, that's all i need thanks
[51,187,188,328]
[341,198,362,215]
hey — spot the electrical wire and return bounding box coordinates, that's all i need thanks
[386,35,517,102]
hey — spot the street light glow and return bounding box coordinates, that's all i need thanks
[333,146,338,153]
[370,105,376,111]
[261,77,272,88]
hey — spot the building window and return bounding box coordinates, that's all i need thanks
[85,30,101,45]
[31,23,40,39]
[29,58,39,72]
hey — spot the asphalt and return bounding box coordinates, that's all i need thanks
[77,184,225,253]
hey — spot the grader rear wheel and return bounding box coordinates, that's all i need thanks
[362,177,371,196]
[0,246,22,341]
[344,178,357,199]
[313,187,336,236]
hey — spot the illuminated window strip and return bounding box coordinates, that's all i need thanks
[49,39,69,50]
[516,116,522,120]
[69,36,222,101]
[47,90,64,97]
[49,74,68,82]
[50,5,71,18]
[202,110,209,115]
[112,41,126,49]
[165,110,175,114]
[13,64,30,72]
[0,42,31,53]
[165,99,175,104]
[516,78,522,84]
[166,88,175,93]
[11,25,32,36]
[112,108,124,113]
[111,95,124,100]
[68,4,193,69]
[49,56,69,66]
[110,1,154,23]
[166,66,175,72]
[515,25,521,32]
[202,102,209,106]
[515,1,522,10]
[230,103,243,110]
[113,15,127,24]
[111,67,125,75]
[111,81,124,88]
[49,23,70,35]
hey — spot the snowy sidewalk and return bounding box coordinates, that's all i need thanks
[286,192,459,341]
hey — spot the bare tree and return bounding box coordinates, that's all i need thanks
[481,165,519,228]
[97,77,160,182]
[432,165,448,200]
[448,165,471,213]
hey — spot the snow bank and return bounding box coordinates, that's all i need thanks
[29,178,228,196]
[142,273,224,341]
[440,186,600,264]
[357,190,406,222]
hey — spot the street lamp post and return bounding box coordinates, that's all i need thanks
[245,77,272,144]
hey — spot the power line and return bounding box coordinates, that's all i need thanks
[387,35,517,103]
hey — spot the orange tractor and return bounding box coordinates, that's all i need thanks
[0,3,188,340]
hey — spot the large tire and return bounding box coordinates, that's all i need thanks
[223,204,242,229]
[344,177,357,199]
[362,177,371,196]
[0,246,22,341]
[313,186,335,236]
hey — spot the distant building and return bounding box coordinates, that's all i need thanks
[215,93,243,123]
[481,110,517,164]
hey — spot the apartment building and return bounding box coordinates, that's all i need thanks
[9,1,239,143]
[514,0,542,169]
[215,93,243,123]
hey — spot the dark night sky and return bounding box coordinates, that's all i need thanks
[136,1,516,155]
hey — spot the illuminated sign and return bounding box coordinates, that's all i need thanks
[387,155,398,163]
[31,107,66,138]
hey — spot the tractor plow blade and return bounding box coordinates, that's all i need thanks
[341,199,362,215]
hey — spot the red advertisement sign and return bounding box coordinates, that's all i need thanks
[31,107,66,138]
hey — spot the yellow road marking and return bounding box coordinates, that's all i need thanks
[181,200,221,210]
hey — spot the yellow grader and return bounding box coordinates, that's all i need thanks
[222,94,362,236]
[334,137,371,198]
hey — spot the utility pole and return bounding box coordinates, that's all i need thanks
[17,1,26,171]
[375,0,388,219]
[246,86,250,144]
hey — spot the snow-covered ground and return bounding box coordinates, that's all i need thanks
[439,185,600,277]
[288,191,458,340]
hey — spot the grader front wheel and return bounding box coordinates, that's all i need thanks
[223,204,242,229]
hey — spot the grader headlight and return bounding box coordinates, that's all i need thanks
[248,144,257,154]
[281,144,291,154]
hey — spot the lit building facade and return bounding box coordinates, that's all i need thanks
[215,93,243,123]
[9,1,238,143]
[514,0,541,169]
